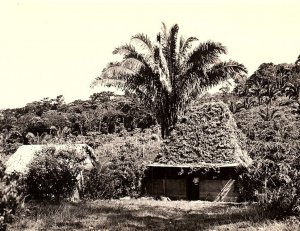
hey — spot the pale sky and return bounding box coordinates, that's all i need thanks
[0,0,299,109]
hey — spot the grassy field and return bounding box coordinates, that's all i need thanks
[8,198,300,231]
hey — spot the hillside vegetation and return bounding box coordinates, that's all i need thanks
[1,23,300,230]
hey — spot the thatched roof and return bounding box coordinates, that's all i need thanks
[153,102,251,168]
[5,144,96,174]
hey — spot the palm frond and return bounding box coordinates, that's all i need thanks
[102,65,136,79]
[157,45,171,93]
[91,61,138,88]
[176,60,247,108]
[90,76,102,88]
[179,36,185,51]
[181,60,246,94]
[208,60,247,79]
[180,36,198,57]
[113,44,137,55]
[131,33,154,53]
[114,43,156,74]
[296,54,300,65]
[187,41,227,65]
[168,24,179,83]
[160,22,168,43]
[122,58,145,71]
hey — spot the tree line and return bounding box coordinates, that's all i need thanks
[0,92,156,154]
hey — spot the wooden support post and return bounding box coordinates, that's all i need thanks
[151,167,154,194]
[163,169,167,196]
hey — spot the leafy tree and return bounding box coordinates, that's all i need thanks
[284,67,300,104]
[92,23,247,138]
[89,91,115,104]
[25,116,49,135]
[42,111,70,131]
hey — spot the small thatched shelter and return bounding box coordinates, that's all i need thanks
[145,102,251,201]
[5,144,97,200]
[5,144,96,175]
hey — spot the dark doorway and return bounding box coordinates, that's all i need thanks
[187,176,199,200]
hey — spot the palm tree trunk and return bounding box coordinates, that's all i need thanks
[159,106,177,139]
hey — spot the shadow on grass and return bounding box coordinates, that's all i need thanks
[79,202,261,231]
[13,201,265,231]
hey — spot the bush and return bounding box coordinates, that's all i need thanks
[25,147,82,202]
[0,162,21,231]
[82,143,147,199]
[0,161,4,179]
[237,142,300,217]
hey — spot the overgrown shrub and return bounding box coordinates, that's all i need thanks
[82,143,147,199]
[25,147,82,202]
[237,142,300,217]
[3,143,22,155]
[0,162,21,231]
[0,161,4,179]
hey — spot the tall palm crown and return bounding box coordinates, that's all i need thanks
[92,24,247,138]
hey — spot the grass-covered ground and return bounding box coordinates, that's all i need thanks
[9,199,300,231]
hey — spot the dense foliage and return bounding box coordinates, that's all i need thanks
[25,147,83,202]
[93,23,246,138]
[0,21,299,220]
[82,143,148,199]
[237,142,300,216]
[0,162,21,231]
[226,56,300,216]
[0,92,156,154]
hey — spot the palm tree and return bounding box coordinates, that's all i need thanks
[241,97,256,110]
[92,23,247,138]
[262,81,281,105]
[284,71,300,104]
[247,78,265,105]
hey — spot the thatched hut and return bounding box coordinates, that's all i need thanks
[145,102,251,201]
[5,144,97,200]
[5,144,96,175]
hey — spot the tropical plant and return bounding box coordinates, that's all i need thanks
[233,80,249,97]
[262,82,281,105]
[240,97,256,110]
[92,23,247,138]
[228,100,245,114]
[258,106,281,121]
[0,163,22,231]
[82,142,147,199]
[25,132,49,144]
[238,142,300,217]
[284,69,300,103]
[247,76,267,105]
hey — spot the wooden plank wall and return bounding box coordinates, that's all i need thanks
[199,180,237,202]
[146,179,187,199]
[166,179,186,199]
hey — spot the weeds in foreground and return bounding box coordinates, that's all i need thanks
[9,200,300,231]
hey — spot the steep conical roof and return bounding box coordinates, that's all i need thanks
[153,102,251,168]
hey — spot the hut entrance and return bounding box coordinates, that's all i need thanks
[187,176,199,200]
